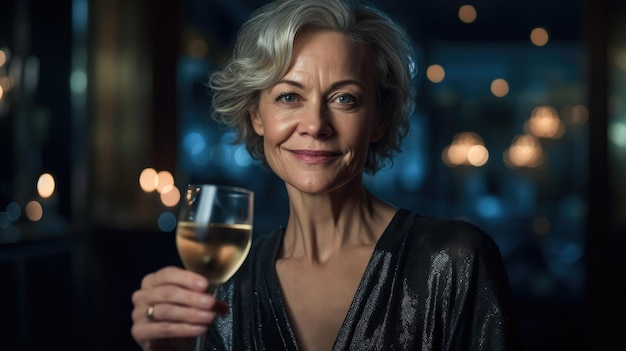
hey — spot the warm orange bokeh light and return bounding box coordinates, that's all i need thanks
[490,78,509,97]
[530,27,549,47]
[526,106,565,139]
[156,171,175,193]
[442,132,489,167]
[139,168,159,192]
[160,185,181,207]
[467,145,489,166]
[0,76,13,93]
[37,173,56,198]
[503,134,544,168]
[426,64,445,83]
[25,201,43,221]
[458,5,477,24]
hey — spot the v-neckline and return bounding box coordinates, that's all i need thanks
[266,209,408,350]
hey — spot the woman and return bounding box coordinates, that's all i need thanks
[131,0,522,350]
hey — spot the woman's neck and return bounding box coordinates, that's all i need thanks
[280,181,396,264]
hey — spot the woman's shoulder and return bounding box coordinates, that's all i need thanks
[399,209,502,259]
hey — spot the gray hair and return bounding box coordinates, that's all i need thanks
[209,0,416,174]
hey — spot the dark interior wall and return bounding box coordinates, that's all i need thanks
[586,0,626,348]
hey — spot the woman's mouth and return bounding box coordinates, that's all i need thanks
[290,149,341,164]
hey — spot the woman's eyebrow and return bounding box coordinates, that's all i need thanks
[274,80,305,89]
[274,79,365,91]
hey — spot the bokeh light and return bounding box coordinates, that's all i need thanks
[0,49,7,67]
[6,202,21,221]
[37,173,56,198]
[160,185,181,207]
[234,145,254,167]
[503,134,544,168]
[70,69,88,94]
[156,170,174,193]
[183,131,206,155]
[530,27,550,46]
[442,132,489,167]
[476,195,504,219]
[0,76,13,93]
[609,122,626,148]
[467,145,489,166]
[25,201,43,221]
[490,78,509,97]
[525,106,566,139]
[426,64,445,83]
[139,167,159,192]
[157,212,177,232]
[458,5,477,24]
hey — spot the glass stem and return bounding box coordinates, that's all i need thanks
[195,282,221,351]
[206,282,220,295]
[195,334,206,351]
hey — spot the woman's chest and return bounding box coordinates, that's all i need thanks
[275,252,373,350]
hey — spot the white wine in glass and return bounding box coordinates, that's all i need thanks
[176,184,254,351]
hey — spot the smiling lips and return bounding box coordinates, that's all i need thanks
[290,149,341,163]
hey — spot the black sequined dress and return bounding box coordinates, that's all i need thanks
[204,209,523,350]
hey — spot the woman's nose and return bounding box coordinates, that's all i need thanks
[297,103,333,139]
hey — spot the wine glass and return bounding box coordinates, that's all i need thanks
[176,184,254,351]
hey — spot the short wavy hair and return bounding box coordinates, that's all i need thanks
[208,0,416,174]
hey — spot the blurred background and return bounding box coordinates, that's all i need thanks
[0,0,624,350]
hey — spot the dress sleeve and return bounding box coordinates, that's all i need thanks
[423,219,524,350]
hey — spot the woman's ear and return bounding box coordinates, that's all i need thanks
[249,106,265,136]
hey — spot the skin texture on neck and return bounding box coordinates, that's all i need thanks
[281,176,396,264]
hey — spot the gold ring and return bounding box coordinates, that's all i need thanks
[146,305,155,319]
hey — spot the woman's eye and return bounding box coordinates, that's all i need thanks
[276,93,297,103]
[334,94,356,104]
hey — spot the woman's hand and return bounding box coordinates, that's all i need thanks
[130,266,228,351]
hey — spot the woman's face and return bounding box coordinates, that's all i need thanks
[249,30,384,194]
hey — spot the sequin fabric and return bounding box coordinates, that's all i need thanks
[204,209,523,350]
